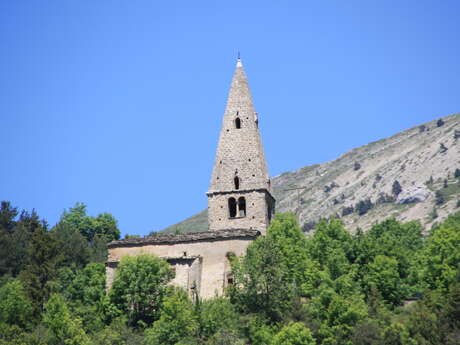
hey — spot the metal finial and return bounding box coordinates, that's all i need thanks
[237,51,240,60]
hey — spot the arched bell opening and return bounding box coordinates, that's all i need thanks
[228,197,237,218]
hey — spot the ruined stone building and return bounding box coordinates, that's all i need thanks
[107,58,275,299]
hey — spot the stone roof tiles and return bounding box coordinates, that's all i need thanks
[108,229,261,248]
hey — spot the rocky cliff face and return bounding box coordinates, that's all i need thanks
[160,113,460,234]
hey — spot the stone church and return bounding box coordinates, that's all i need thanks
[106,58,275,299]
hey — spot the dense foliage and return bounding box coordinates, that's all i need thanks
[1,200,459,345]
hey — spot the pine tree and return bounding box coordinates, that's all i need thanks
[21,226,63,316]
[392,180,402,197]
[455,169,460,179]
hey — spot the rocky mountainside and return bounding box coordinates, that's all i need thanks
[160,113,460,234]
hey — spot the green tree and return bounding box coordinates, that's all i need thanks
[355,199,374,216]
[144,288,198,345]
[380,322,412,345]
[364,255,403,306]
[392,180,402,197]
[0,201,18,232]
[267,213,321,296]
[60,202,120,243]
[306,218,353,280]
[272,322,316,345]
[307,288,368,344]
[359,219,424,298]
[0,205,42,277]
[351,320,382,345]
[229,235,293,322]
[51,222,90,268]
[419,212,460,290]
[91,316,145,345]
[0,279,33,328]
[109,254,174,327]
[43,293,90,345]
[21,226,62,316]
[435,190,445,205]
[455,168,460,178]
[51,263,107,333]
[199,297,240,340]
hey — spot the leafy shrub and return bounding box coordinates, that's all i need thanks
[272,322,316,345]
[0,279,33,328]
[324,182,339,193]
[437,118,445,127]
[302,221,316,232]
[144,288,198,345]
[435,191,445,205]
[376,193,395,204]
[43,293,90,345]
[356,199,373,216]
[341,206,354,217]
[109,254,174,327]
[199,297,240,340]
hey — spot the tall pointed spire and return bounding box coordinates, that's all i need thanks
[207,59,275,233]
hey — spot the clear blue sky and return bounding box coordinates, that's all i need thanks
[1,1,459,237]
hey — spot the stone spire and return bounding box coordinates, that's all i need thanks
[207,58,275,233]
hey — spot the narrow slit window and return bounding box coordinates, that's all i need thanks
[228,197,237,218]
[234,176,240,190]
[238,197,246,217]
[235,117,241,129]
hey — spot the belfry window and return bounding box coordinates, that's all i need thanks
[228,197,237,218]
[238,197,246,217]
[235,117,241,129]
[234,176,240,190]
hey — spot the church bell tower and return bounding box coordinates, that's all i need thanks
[207,58,275,234]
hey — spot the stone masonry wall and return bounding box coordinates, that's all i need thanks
[107,236,256,299]
[208,59,274,233]
[208,190,272,234]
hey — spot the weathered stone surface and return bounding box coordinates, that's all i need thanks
[207,58,275,233]
[107,233,258,299]
[396,186,432,204]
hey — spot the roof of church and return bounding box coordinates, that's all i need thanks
[108,229,261,248]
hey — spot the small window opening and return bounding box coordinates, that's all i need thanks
[238,197,246,217]
[235,117,241,129]
[183,252,187,257]
[227,277,234,286]
[234,176,240,190]
[228,197,237,218]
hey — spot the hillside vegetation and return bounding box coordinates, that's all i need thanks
[160,113,460,234]
[1,201,459,344]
